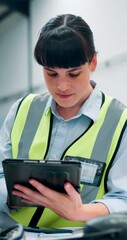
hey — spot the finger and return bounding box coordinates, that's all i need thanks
[12,189,44,206]
[64,182,79,198]
[13,182,55,206]
[12,184,43,201]
[12,189,33,200]
[13,184,38,196]
[20,198,40,205]
[29,179,56,198]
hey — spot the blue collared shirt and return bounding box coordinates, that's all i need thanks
[1,81,127,214]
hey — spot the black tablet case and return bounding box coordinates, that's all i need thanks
[2,159,81,207]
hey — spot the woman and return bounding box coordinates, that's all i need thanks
[0,13,127,228]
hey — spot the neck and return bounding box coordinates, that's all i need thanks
[57,106,80,120]
[56,86,93,120]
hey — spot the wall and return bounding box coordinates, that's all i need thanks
[0,12,29,125]
[31,0,127,104]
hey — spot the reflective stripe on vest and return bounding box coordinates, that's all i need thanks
[11,93,50,159]
[10,93,127,227]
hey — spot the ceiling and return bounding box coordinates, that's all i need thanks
[0,0,30,21]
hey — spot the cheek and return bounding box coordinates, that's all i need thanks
[45,78,56,91]
[76,79,89,94]
[44,76,52,86]
[76,78,86,89]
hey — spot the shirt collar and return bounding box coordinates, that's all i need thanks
[78,80,102,122]
[44,80,102,123]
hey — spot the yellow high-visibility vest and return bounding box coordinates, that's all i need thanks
[10,93,127,228]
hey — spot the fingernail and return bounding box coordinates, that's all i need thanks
[29,179,34,184]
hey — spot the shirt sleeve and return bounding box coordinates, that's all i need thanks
[0,98,22,213]
[0,98,22,162]
[93,126,127,213]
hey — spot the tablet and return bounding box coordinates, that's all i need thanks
[2,159,81,207]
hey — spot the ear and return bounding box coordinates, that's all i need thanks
[90,53,97,72]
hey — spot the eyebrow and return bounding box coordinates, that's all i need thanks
[67,67,82,72]
[44,67,56,72]
[44,67,82,72]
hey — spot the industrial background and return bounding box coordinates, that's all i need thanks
[0,0,127,127]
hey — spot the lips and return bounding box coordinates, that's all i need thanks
[56,93,73,99]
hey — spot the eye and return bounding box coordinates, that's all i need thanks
[69,72,80,77]
[47,72,58,77]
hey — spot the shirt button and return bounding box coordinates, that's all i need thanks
[62,122,66,127]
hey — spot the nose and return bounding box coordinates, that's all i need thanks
[56,77,70,91]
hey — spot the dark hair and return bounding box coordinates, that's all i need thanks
[34,14,96,68]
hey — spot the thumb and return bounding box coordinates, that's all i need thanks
[64,182,79,197]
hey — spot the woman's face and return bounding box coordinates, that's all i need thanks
[43,54,97,117]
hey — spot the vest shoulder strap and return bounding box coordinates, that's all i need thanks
[11,92,50,158]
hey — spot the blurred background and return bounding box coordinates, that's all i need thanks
[0,0,127,127]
